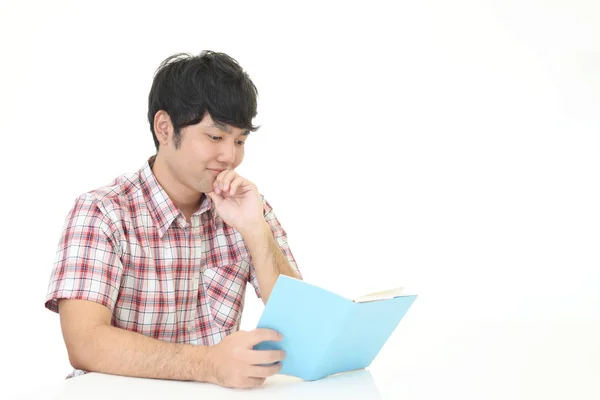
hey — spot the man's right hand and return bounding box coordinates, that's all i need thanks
[203,328,286,388]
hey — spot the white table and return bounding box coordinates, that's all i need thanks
[17,321,600,400]
[45,369,379,400]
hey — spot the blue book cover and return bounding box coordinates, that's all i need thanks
[254,275,417,381]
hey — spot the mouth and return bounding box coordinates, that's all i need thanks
[207,168,224,174]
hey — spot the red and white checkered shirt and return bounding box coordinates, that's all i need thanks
[45,156,301,378]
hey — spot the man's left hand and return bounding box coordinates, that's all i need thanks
[206,170,265,235]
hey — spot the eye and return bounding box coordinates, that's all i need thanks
[208,135,223,141]
[236,140,246,146]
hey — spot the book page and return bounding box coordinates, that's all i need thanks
[352,287,406,303]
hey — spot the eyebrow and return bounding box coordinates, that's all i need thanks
[211,122,251,136]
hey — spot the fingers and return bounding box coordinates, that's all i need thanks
[242,377,266,389]
[214,170,255,197]
[228,175,245,196]
[247,363,283,379]
[205,191,223,206]
[224,377,266,389]
[211,329,285,389]
[215,169,237,194]
[247,349,286,365]
[247,328,283,346]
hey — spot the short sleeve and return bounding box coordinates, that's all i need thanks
[248,196,302,298]
[44,195,124,314]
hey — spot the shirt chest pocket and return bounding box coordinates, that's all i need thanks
[201,258,250,330]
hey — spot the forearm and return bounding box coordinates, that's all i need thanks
[242,221,301,303]
[71,324,209,382]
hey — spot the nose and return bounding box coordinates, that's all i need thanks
[217,141,236,165]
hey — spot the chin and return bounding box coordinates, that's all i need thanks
[195,182,212,194]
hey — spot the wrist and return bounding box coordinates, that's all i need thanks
[191,344,214,383]
[239,220,270,243]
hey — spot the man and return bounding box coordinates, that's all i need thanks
[44,51,302,389]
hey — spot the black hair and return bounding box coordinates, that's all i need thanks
[147,50,259,150]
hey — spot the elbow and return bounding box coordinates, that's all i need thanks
[66,340,90,371]
[67,349,83,371]
[64,327,101,371]
[58,299,111,372]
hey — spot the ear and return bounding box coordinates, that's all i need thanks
[153,110,173,147]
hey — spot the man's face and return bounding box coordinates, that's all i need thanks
[160,112,249,195]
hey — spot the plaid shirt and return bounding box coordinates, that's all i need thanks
[45,156,301,378]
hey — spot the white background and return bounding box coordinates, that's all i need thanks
[0,0,599,398]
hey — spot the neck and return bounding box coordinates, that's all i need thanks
[150,153,202,221]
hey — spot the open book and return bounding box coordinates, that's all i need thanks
[254,275,417,381]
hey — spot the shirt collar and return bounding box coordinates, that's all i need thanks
[140,155,214,238]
